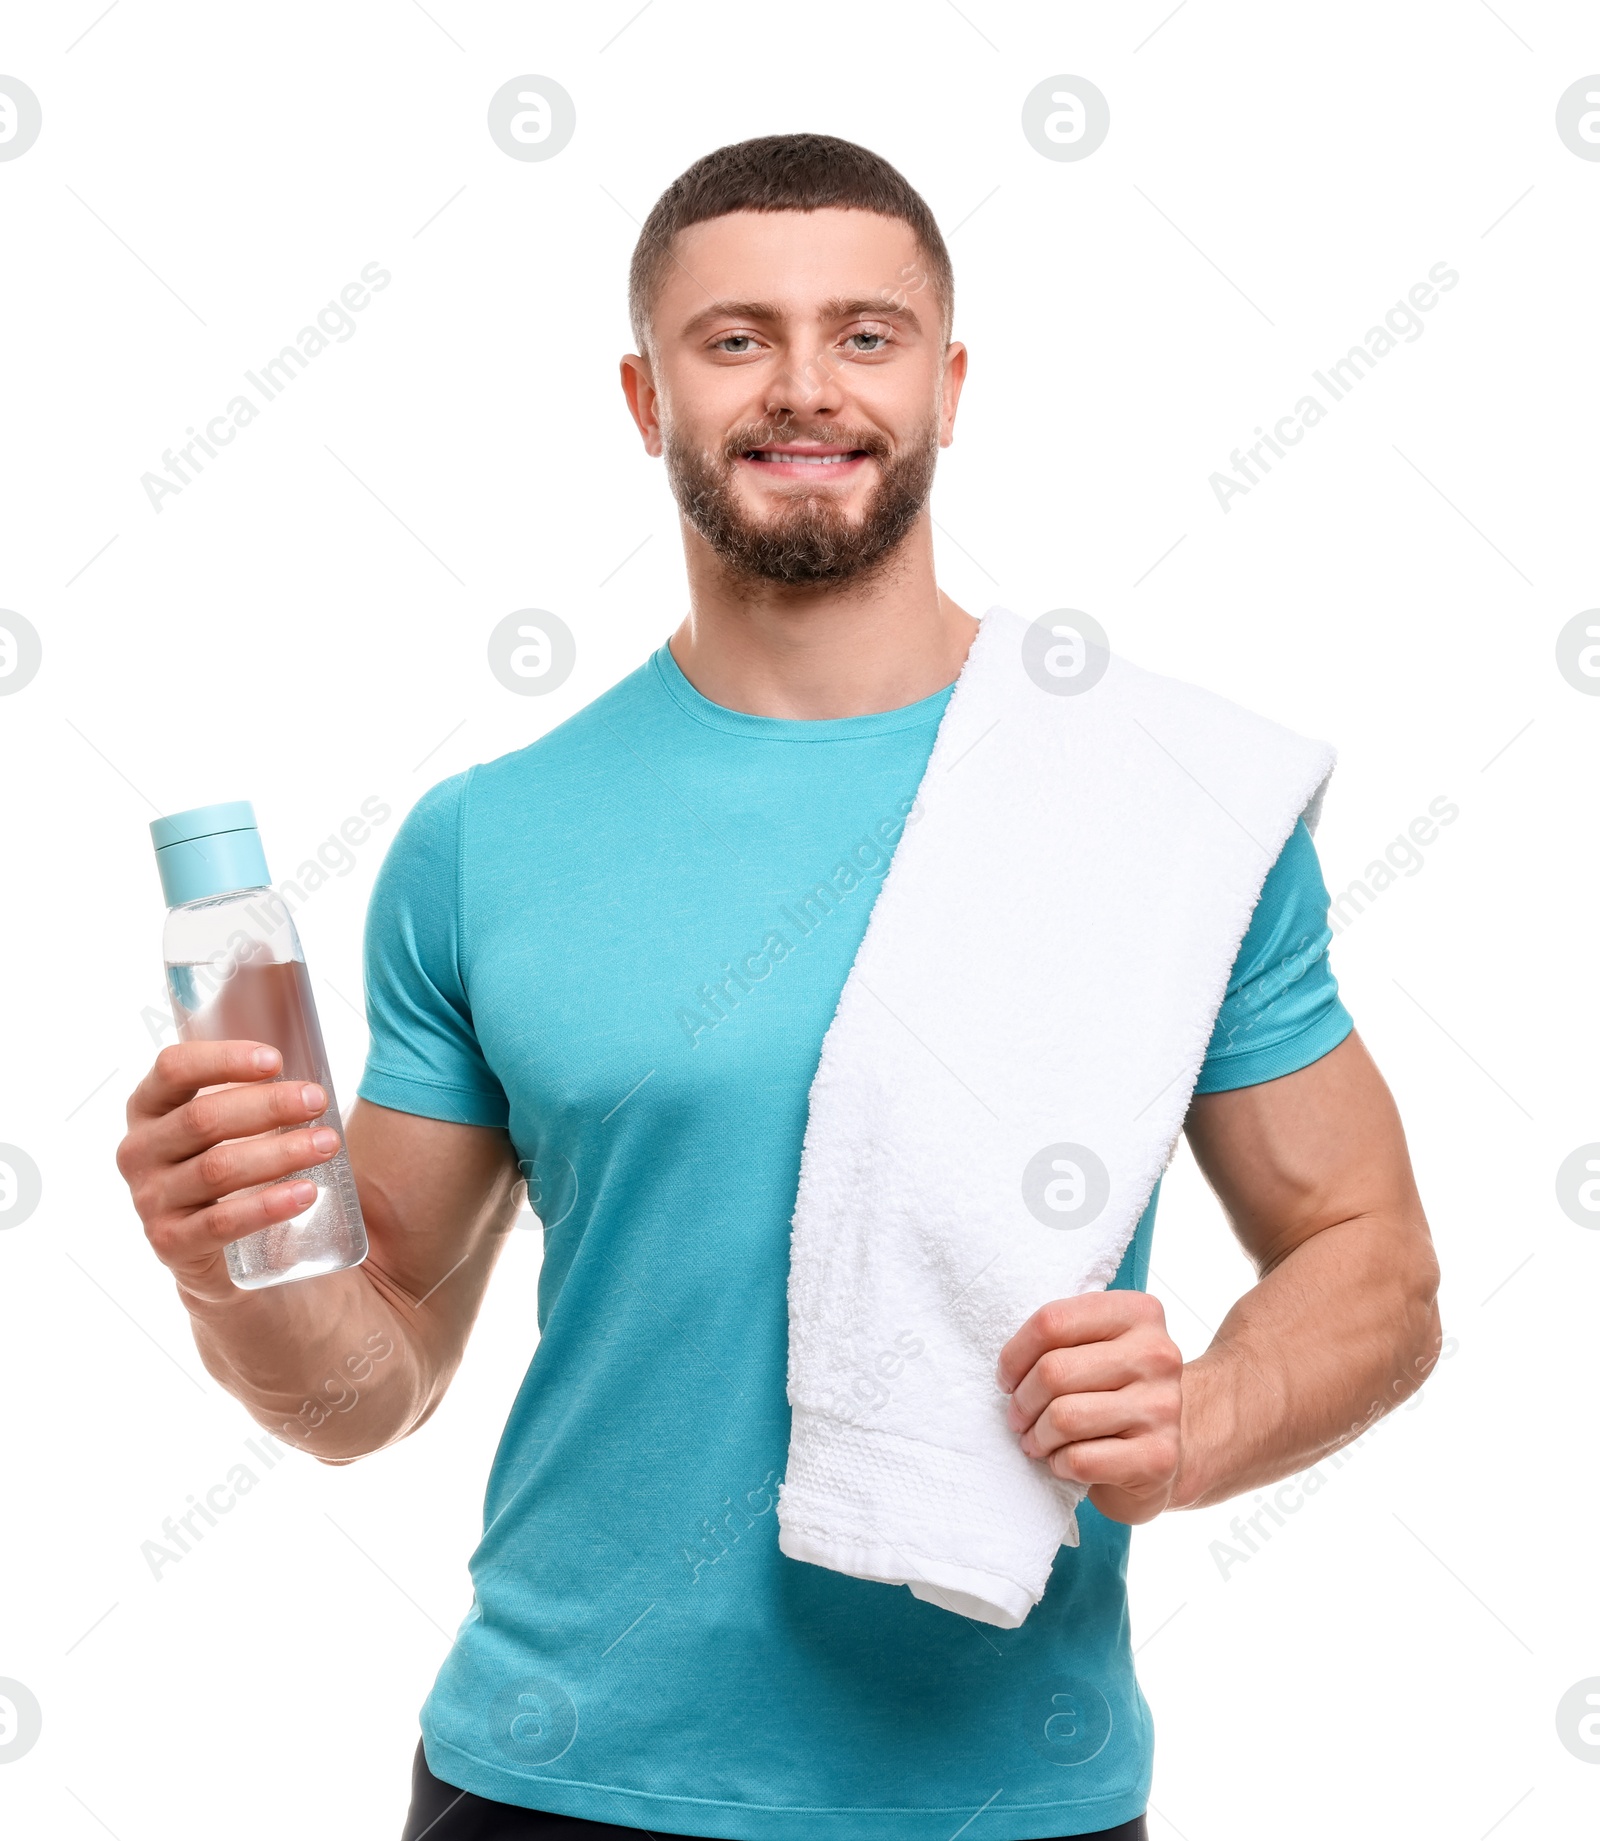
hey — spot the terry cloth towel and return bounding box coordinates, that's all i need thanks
[777,605,1335,1628]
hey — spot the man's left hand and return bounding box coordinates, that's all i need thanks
[996,1291,1184,1526]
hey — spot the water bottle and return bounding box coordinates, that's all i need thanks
[151,800,368,1290]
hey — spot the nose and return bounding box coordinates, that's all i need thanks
[764,342,844,425]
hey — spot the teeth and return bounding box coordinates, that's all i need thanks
[752,451,855,464]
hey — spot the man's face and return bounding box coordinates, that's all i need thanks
[622,208,965,586]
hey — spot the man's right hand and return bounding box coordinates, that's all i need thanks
[115,1040,345,1306]
[114,1040,521,1461]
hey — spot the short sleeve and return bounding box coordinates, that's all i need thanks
[1193,817,1354,1094]
[357,770,510,1128]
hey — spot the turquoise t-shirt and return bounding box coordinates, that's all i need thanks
[358,642,1353,1841]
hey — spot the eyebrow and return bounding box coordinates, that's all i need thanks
[680,294,924,339]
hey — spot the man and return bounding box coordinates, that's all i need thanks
[116,136,1441,1840]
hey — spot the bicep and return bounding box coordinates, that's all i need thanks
[345,1097,523,1367]
[1182,1031,1425,1274]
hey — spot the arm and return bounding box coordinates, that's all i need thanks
[117,1042,522,1464]
[1170,1028,1441,1507]
[995,1031,1441,1523]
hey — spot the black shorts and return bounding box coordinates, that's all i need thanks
[401,1737,1149,1841]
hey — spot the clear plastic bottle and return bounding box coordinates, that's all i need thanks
[151,800,368,1290]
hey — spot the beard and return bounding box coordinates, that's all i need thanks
[664,416,940,587]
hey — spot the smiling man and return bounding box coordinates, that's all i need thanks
[115,136,1440,1841]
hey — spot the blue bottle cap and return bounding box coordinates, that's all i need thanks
[150,800,272,908]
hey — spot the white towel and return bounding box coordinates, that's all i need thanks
[777,605,1334,1627]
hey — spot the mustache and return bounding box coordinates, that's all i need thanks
[721,421,893,464]
[665,411,941,587]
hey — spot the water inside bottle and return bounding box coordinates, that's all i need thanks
[166,952,367,1286]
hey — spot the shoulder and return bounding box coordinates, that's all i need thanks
[1088,648,1337,850]
[381,767,468,880]
[388,655,661,863]
[460,653,662,808]
[977,608,1335,826]
[1233,817,1335,972]
[1104,651,1333,805]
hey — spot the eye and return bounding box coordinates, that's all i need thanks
[845,327,892,353]
[712,333,761,354]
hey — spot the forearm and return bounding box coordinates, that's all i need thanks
[178,1260,440,1463]
[117,1052,517,1463]
[1169,1209,1442,1510]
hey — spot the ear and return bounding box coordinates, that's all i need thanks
[938,341,968,448]
[620,352,663,457]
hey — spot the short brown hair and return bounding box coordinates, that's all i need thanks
[628,133,953,352]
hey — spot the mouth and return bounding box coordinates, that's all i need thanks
[737,442,876,481]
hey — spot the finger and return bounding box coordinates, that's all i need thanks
[1046,1430,1179,1494]
[127,1041,282,1123]
[1006,1341,1151,1432]
[171,1178,322,1262]
[148,1078,329,1166]
[1020,1383,1169,1460]
[167,1124,343,1210]
[996,1290,1161,1393]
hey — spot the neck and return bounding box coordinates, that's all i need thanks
[667,510,978,719]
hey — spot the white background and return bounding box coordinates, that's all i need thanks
[1,2,1596,1837]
